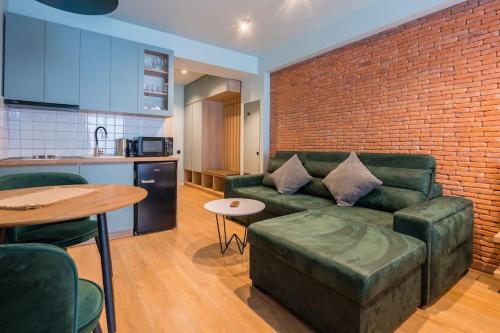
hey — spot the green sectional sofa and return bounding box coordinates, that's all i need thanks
[225,151,473,333]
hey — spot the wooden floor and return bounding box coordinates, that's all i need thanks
[69,185,500,333]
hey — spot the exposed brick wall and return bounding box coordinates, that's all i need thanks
[270,0,499,273]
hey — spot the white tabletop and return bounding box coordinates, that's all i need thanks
[204,198,265,217]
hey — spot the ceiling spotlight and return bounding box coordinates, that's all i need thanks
[181,69,187,75]
[238,19,251,33]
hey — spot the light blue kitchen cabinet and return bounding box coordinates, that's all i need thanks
[138,44,174,117]
[80,31,111,111]
[44,22,80,105]
[79,163,135,234]
[111,38,139,114]
[3,13,45,102]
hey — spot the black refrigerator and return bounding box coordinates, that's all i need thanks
[134,161,177,235]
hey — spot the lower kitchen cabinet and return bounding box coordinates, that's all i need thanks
[79,163,134,235]
[0,163,134,236]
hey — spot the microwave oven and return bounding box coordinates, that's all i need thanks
[133,137,173,156]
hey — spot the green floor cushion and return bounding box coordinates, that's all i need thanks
[77,279,104,333]
[16,219,98,248]
[248,210,426,305]
[233,186,334,215]
[316,205,393,229]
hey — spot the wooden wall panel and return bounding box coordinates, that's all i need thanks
[222,97,241,172]
[202,100,223,171]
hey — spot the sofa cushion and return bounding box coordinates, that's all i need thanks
[356,186,427,213]
[270,154,312,194]
[232,185,279,200]
[262,172,274,187]
[233,186,333,215]
[278,151,436,197]
[323,152,382,206]
[298,177,334,200]
[316,205,394,229]
[248,210,426,305]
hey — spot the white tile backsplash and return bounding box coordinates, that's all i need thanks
[0,106,168,158]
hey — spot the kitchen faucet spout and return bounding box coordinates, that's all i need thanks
[94,126,108,157]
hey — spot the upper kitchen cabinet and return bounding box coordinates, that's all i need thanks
[3,13,45,102]
[111,38,139,114]
[138,45,174,117]
[80,31,111,111]
[3,13,172,116]
[45,22,80,105]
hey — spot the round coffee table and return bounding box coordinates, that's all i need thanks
[204,198,265,254]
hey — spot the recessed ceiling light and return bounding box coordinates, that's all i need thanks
[181,69,187,75]
[238,19,251,33]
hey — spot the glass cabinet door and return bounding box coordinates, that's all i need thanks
[138,45,174,116]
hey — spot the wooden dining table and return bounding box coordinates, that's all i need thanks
[0,184,147,333]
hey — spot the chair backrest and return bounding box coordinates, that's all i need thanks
[0,173,89,242]
[0,244,78,332]
[0,172,88,190]
[265,151,438,212]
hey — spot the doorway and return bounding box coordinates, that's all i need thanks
[243,100,260,174]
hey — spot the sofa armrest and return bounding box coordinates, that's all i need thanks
[394,196,473,305]
[394,196,472,234]
[224,174,265,198]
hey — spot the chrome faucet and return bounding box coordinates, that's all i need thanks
[94,126,108,157]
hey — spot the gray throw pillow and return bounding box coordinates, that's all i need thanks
[323,152,382,206]
[270,154,312,195]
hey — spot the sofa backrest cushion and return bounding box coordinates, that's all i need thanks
[266,151,436,211]
[356,186,427,212]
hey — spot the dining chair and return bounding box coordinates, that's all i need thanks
[0,243,103,333]
[0,172,99,248]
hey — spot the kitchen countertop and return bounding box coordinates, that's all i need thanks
[0,156,180,166]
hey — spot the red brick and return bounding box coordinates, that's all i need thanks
[270,0,500,274]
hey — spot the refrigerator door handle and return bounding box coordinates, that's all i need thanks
[141,179,156,184]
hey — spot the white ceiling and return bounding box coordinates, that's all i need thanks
[109,0,376,56]
[173,66,204,86]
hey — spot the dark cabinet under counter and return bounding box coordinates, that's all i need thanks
[134,161,177,235]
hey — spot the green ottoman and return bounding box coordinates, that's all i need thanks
[248,209,426,333]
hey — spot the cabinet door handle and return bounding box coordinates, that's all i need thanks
[141,179,156,184]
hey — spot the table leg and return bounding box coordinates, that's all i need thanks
[215,214,238,254]
[97,213,116,333]
[215,214,251,255]
[235,215,251,254]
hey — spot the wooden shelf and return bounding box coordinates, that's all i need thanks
[204,169,239,177]
[184,169,232,197]
[144,90,168,97]
[144,68,168,77]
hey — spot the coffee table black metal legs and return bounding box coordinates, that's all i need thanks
[215,214,250,254]
[97,213,116,333]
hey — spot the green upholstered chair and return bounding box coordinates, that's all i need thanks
[0,243,103,333]
[0,173,98,248]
